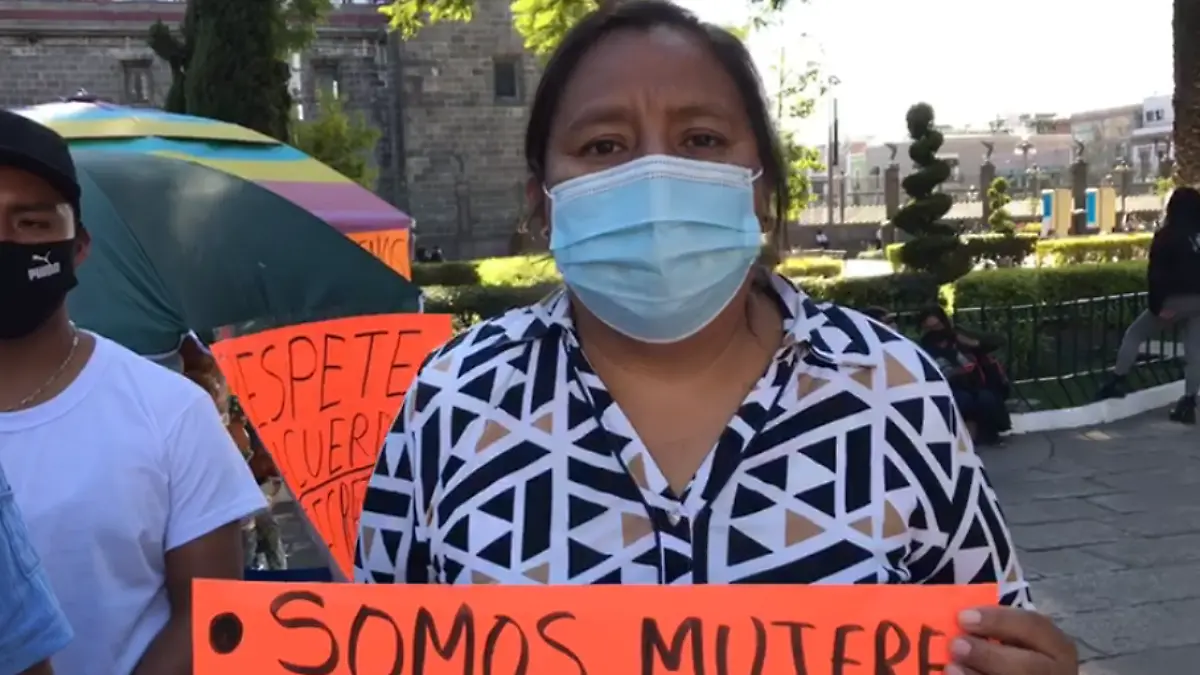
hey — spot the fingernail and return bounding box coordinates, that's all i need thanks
[958,609,982,626]
[951,638,971,657]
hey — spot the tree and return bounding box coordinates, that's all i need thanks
[891,103,972,285]
[381,0,804,55]
[293,92,382,189]
[185,0,292,140]
[1174,0,1200,185]
[150,0,330,116]
[986,177,1015,235]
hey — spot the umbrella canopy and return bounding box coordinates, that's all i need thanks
[16,102,412,237]
[68,150,421,355]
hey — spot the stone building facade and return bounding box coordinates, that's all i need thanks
[0,0,539,258]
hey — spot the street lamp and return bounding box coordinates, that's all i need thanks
[1025,163,1043,216]
[1015,139,1037,196]
[1113,159,1131,228]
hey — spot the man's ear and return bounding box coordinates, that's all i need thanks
[74,227,91,266]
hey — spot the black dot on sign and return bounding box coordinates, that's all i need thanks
[209,612,244,655]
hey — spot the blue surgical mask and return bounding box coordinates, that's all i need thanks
[548,155,763,343]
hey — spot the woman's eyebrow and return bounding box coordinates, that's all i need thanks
[563,104,630,133]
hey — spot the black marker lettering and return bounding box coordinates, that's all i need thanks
[268,591,337,675]
[318,333,345,413]
[327,416,347,477]
[349,412,373,468]
[771,621,814,675]
[537,612,587,675]
[917,626,946,674]
[413,603,475,674]
[641,617,704,675]
[716,618,766,675]
[483,614,529,675]
[832,624,864,675]
[385,330,421,398]
[353,330,389,397]
[347,604,404,675]
[285,336,318,418]
[873,621,911,675]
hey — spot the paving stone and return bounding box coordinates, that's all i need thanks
[1001,498,1116,526]
[1081,532,1200,568]
[1081,645,1200,674]
[1019,548,1126,580]
[1056,596,1200,656]
[1011,520,1126,551]
[1031,563,1200,618]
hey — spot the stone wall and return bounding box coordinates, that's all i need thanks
[0,0,538,260]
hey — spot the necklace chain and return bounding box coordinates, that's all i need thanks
[1,328,81,413]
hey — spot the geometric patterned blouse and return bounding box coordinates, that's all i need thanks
[354,274,1031,607]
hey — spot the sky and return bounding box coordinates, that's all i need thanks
[675,0,1173,144]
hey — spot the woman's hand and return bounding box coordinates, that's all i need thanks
[948,606,1078,675]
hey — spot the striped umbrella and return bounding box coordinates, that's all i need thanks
[15,101,413,278]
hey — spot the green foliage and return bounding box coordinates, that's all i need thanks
[887,234,1037,272]
[1155,174,1179,196]
[775,256,843,278]
[891,103,970,285]
[986,177,1015,235]
[293,93,382,189]
[149,0,329,117]
[186,0,292,140]
[381,0,801,57]
[954,260,1147,307]
[1034,232,1153,266]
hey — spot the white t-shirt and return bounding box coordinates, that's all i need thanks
[0,334,267,675]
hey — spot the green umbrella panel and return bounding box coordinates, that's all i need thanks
[68,150,421,354]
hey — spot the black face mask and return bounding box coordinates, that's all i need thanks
[0,240,78,340]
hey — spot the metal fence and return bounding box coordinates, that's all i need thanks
[892,292,1186,411]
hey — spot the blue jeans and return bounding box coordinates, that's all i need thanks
[0,466,72,674]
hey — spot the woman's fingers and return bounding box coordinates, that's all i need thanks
[950,635,1056,675]
[959,607,1077,661]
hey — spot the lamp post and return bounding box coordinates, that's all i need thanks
[1113,159,1131,228]
[1015,139,1037,198]
[1025,163,1043,216]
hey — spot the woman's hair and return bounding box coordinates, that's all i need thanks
[916,306,952,333]
[1164,186,1200,230]
[522,0,790,249]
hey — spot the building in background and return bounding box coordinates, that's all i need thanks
[1067,103,1142,182]
[1130,94,1173,181]
[0,0,536,258]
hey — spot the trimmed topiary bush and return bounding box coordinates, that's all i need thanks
[891,103,972,285]
[987,176,1016,235]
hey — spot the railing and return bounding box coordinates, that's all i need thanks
[891,292,1185,411]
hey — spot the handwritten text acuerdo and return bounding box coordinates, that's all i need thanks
[213,315,453,577]
[195,581,994,675]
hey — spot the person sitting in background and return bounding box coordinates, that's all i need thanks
[1096,186,1200,424]
[918,307,1011,445]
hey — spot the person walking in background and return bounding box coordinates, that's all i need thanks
[0,462,72,675]
[355,4,1079,675]
[815,227,830,249]
[0,110,266,675]
[1097,186,1200,424]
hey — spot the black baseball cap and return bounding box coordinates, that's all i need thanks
[0,108,83,227]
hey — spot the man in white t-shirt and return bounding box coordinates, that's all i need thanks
[0,111,267,674]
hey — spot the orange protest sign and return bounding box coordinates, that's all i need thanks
[212,314,453,578]
[195,580,995,675]
[349,229,411,279]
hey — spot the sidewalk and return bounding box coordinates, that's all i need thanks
[984,409,1200,673]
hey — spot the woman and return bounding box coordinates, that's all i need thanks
[1097,186,1200,424]
[356,2,1077,672]
[917,307,1012,445]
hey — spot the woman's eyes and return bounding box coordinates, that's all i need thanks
[579,132,725,156]
[685,133,724,149]
[581,139,622,156]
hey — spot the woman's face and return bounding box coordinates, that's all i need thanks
[542,26,768,224]
[921,316,945,335]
